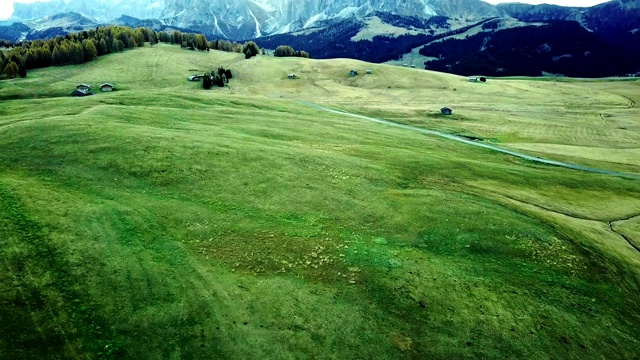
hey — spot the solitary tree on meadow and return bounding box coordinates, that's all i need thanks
[243,41,260,59]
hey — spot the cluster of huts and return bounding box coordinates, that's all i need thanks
[71,83,114,97]
[349,69,372,77]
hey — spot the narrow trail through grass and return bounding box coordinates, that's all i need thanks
[300,101,640,180]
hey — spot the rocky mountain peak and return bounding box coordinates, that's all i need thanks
[11,0,502,39]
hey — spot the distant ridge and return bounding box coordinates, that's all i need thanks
[1,0,639,77]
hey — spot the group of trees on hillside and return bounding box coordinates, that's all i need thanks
[420,20,638,77]
[274,45,310,58]
[0,25,311,79]
[203,67,233,89]
[0,26,156,79]
[256,18,426,62]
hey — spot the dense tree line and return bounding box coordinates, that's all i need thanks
[256,17,496,64]
[256,17,433,62]
[0,25,264,79]
[420,20,639,77]
[155,30,259,56]
[0,39,17,48]
[0,23,30,43]
[0,26,157,78]
[256,18,359,60]
[274,45,310,58]
[373,12,449,30]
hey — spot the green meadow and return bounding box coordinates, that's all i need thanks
[1,44,639,359]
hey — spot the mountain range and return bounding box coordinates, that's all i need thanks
[1,0,639,77]
[7,0,501,39]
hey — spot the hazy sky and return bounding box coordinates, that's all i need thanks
[0,0,611,21]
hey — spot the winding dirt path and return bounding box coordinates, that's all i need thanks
[300,101,640,180]
[599,113,610,126]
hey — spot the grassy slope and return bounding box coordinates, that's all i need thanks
[1,44,640,359]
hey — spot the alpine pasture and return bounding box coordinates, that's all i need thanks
[1,44,639,359]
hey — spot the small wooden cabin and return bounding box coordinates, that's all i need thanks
[100,83,114,92]
[349,70,358,77]
[440,107,453,115]
[77,84,91,92]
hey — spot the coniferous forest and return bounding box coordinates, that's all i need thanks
[0,26,309,79]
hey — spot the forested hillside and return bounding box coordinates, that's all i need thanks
[420,21,638,77]
[0,26,297,79]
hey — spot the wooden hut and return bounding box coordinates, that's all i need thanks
[100,83,114,92]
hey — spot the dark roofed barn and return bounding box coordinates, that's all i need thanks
[71,89,93,97]
[440,107,453,115]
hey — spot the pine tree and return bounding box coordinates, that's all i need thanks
[203,72,212,90]
[149,31,157,46]
[134,29,144,47]
[195,34,207,51]
[25,50,36,70]
[173,31,183,45]
[51,45,62,65]
[18,63,27,78]
[215,74,224,87]
[36,46,51,67]
[3,61,19,78]
[69,42,84,64]
[112,38,120,53]
[83,39,98,61]
[98,38,108,55]
[242,41,260,59]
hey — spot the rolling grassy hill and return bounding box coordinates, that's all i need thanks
[1,44,640,359]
